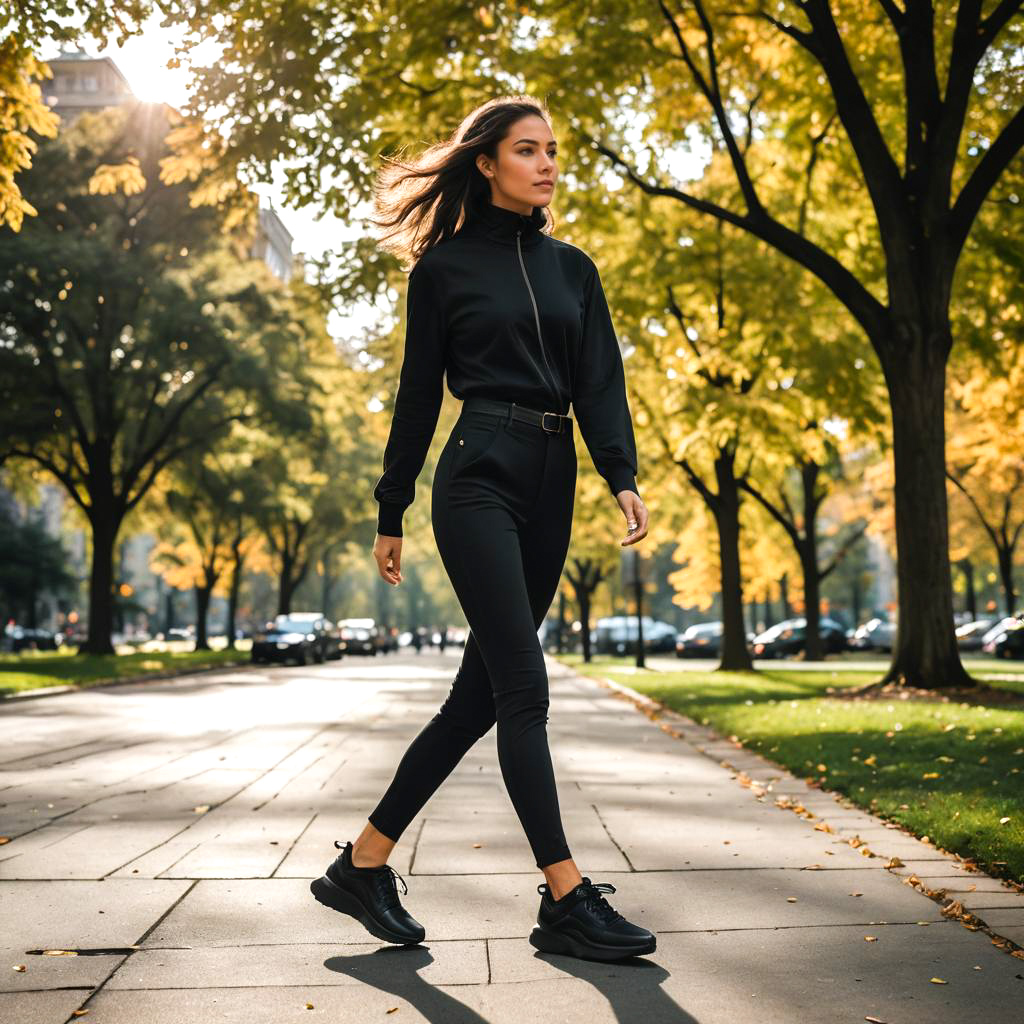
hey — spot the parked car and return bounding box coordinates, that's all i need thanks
[849,617,897,653]
[751,616,848,658]
[675,621,723,657]
[980,616,1022,651]
[955,617,998,652]
[319,620,344,660]
[2,626,65,653]
[251,613,331,665]
[982,617,1024,658]
[338,617,380,655]
[591,616,679,655]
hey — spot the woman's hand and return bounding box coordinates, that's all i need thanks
[374,534,404,585]
[616,490,648,546]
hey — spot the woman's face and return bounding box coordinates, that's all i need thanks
[480,114,558,213]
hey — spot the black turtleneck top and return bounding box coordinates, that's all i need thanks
[373,195,639,537]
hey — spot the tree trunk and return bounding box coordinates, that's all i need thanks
[880,341,971,687]
[631,555,646,668]
[957,559,976,621]
[997,545,1017,618]
[194,583,213,650]
[579,591,592,662]
[713,455,753,670]
[80,502,119,656]
[225,541,244,651]
[801,545,824,660]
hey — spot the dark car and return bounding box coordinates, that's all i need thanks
[849,617,897,653]
[675,621,723,657]
[338,618,380,655]
[2,626,65,653]
[955,617,998,652]
[983,619,1024,659]
[251,614,330,665]
[591,616,679,655]
[751,616,848,659]
[320,620,344,660]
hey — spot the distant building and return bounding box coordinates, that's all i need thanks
[41,48,134,119]
[254,200,296,282]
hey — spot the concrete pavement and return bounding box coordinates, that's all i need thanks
[1,651,1022,1023]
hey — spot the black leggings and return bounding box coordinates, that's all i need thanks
[368,398,577,869]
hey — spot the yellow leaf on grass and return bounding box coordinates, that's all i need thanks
[999,817,1011,824]
[922,772,940,779]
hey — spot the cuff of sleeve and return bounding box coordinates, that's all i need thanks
[604,464,638,497]
[377,501,405,538]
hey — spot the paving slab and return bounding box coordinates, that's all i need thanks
[1,652,1021,1024]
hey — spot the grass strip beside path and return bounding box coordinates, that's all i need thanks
[0,648,249,696]
[557,655,1024,886]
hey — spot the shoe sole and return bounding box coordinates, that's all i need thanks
[529,924,656,961]
[309,874,424,945]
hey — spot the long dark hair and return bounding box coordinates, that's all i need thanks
[370,94,556,270]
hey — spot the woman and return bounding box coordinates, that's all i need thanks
[311,95,653,962]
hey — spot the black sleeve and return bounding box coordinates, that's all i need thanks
[572,253,639,497]
[372,257,447,537]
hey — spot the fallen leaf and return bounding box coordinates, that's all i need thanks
[472,843,482,849]
[929,977,948,984]
[865,1016,888,1023]
[12,965,26,972]
[786,897,798,903]
[922,772,940,779]
[0,837,10,845]
[864,935,878,942]
[999,817,1011,825]
[305,1003,314,1010]
[193,805,210,814]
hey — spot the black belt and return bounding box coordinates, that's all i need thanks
[462,396,573,434]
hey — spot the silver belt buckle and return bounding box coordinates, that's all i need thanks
[541,411,560,433]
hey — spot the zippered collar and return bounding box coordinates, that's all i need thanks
[465,196,546,249]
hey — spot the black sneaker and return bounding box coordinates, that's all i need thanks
[310,840,425,945]
[529,877,656,961]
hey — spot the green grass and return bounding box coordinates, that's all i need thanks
[0,646,250,696]
[557,654,1024,885]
